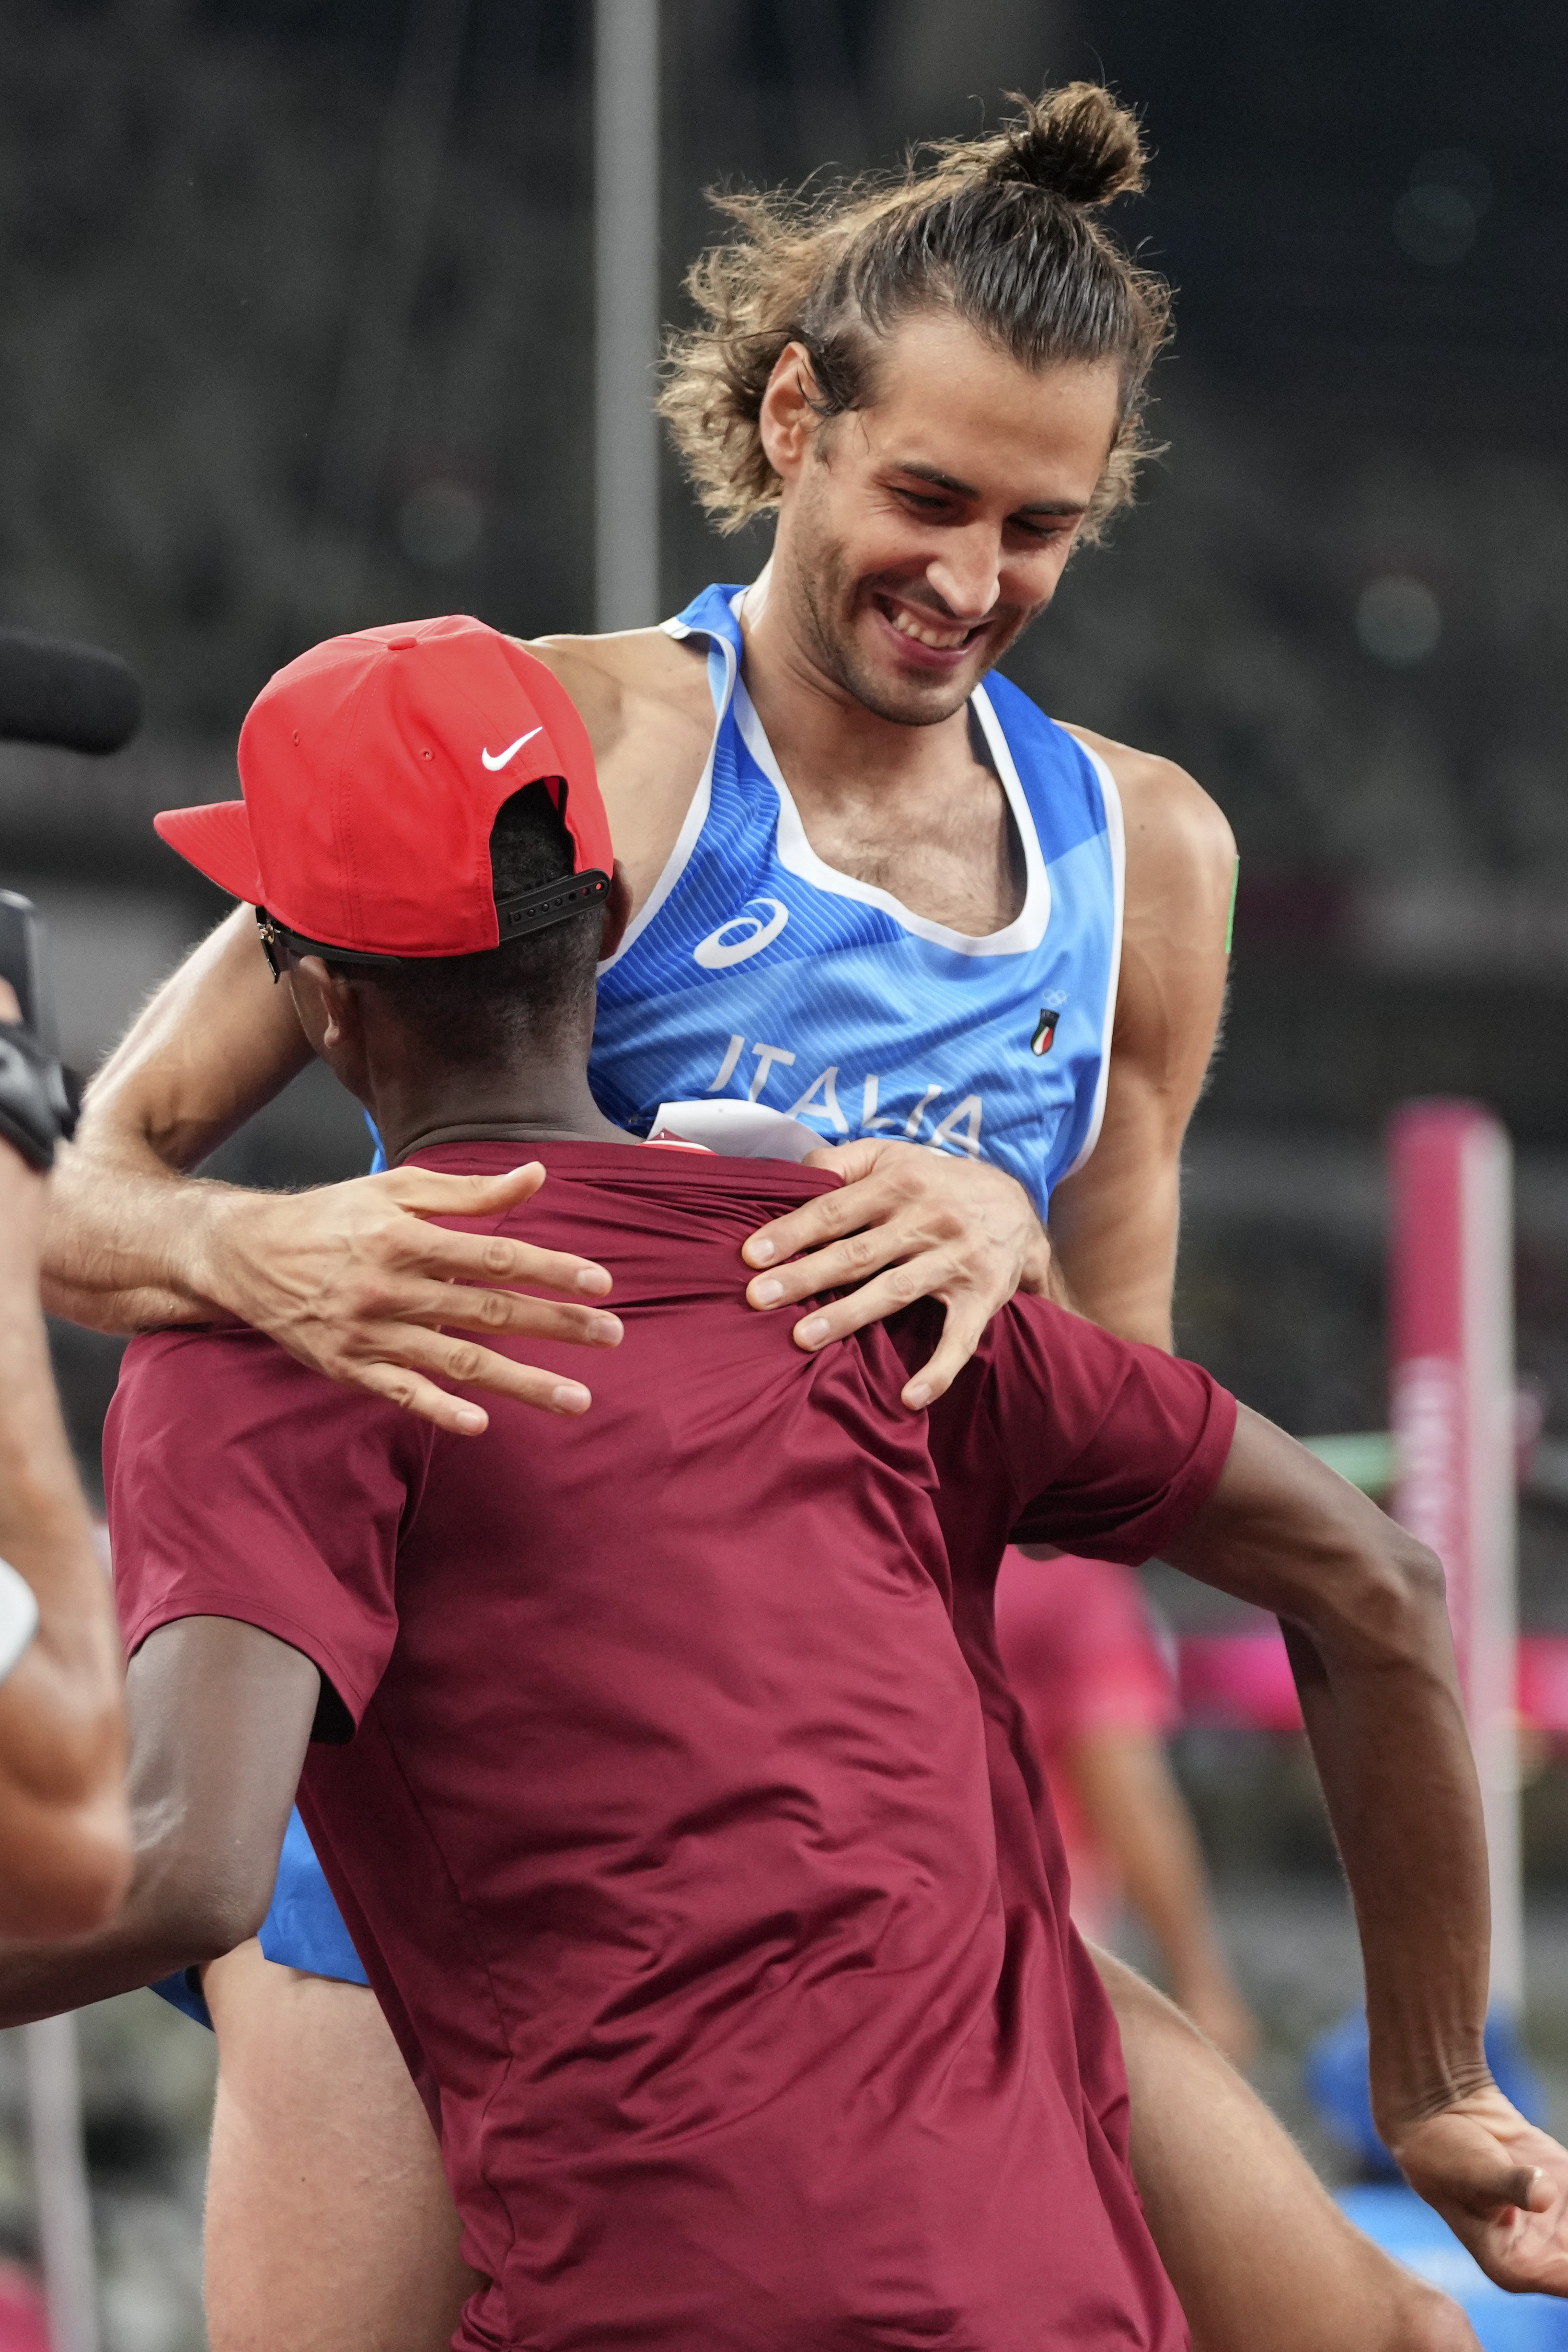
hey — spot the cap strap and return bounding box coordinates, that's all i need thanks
[255,869,611,978]
[494,870,610,941]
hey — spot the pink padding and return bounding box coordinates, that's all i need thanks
[1518,1636,1568,1734]
[0,2261,51,2352]
[1175,1632,1568,1737]
[1177,1632,1303,1731]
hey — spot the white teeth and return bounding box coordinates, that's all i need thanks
[886,606,969,652]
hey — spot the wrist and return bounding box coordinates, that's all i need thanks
[182,1182,261,1319]
[1019,1226,1054,1297]
[1370,2042,1493,2143]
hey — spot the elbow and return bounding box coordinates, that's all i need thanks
[1390,1526,1447,1613]
[0,1798,134,1941]
[144,1853,276,1967]
[1312,1523,1449,1668]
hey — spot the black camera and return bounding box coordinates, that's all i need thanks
[0,625,142,1172]
[0,893,80,1171]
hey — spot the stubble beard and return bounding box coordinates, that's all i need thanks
[782,481,1035,731]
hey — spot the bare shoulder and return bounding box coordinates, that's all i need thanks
[523,627,711,767]
[520,628,714,911]
[1064,722,1235,906]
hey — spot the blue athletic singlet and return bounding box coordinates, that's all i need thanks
[156,582,1125,2020]
[591,583,1124,1222]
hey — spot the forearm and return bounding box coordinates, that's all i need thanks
[1167,1414,1495,2133]
[0,1619,316,2025]
[1284,1609,1491,2130]
[40,902,313,1331]
[42,1132,254,1331]
[0,1163,129,1933]
[0,1837,250,2024]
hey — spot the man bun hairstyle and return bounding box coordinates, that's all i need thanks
[659,81,1169,543]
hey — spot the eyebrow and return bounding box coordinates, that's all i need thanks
[892,462,1086,517]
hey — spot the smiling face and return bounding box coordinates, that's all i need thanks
[759,311,1122,727]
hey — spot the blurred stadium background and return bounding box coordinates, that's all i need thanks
[2,1,1566,2343]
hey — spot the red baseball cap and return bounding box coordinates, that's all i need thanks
[154,615,613,961]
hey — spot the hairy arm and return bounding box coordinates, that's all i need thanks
[43,904,315,1330]
[0,1146,130,1936]
[0,1616,315,2024]
[41,908,624,1435]
[1046,736,1235,1348]
[1166,1408,1568,2292]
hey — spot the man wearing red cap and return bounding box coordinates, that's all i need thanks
[164,617,618,979]
[3,619,1563,2352]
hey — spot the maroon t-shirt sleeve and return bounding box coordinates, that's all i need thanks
[104,1325,432,1731]
[923,1295,1237,1565]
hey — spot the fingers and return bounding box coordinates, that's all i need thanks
[780,1263,938,1356]
[371,1220,615,1301]
[377,1163,614,1295]
[747,1220,912,1311]
[1450,2159,1546,2220]
[897,1296,991,1411]
[353,1335,598,1436]
[360,1278,622,1350]
[386,1161,548,1216]
[1400,2115,1553,2223]
[743,1187,897,1276]
[777,1268,990,1412]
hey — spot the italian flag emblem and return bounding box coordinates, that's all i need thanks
[1030,1008,1059,1057]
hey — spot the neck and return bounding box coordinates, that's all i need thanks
[737,557,976,807]
[371,1056,631,1168]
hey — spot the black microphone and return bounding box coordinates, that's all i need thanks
[0,627,143,755]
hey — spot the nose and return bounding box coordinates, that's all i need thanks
[924,528,1002,624]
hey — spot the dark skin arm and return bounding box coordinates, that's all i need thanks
[0,1617,314,2024]
[1166,1406,1568,2293]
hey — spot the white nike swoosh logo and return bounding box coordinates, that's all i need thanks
[480,727,544,772]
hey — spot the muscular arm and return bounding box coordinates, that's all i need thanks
[43,904,314,1330]
[0,1146,130,1935]
[41,908,625,1436]
[1046,735,1235,1348]
[1167,1408,1568,2292]
[0,1615,314,2024]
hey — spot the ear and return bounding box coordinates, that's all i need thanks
[598,862,634,965]
[286,955,361,1063]
[757,342,825,487]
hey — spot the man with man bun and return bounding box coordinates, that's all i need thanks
[45,82,1475,2350]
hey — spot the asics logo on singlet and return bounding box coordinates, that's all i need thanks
[480,727,543,771]
[693,897,790,970]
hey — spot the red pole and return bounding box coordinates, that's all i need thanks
[1387,1101,1521,2012]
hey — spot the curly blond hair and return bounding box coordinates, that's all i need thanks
[659,83,1171,544]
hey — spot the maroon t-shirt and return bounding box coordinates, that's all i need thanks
[107,1141,1233,2352]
